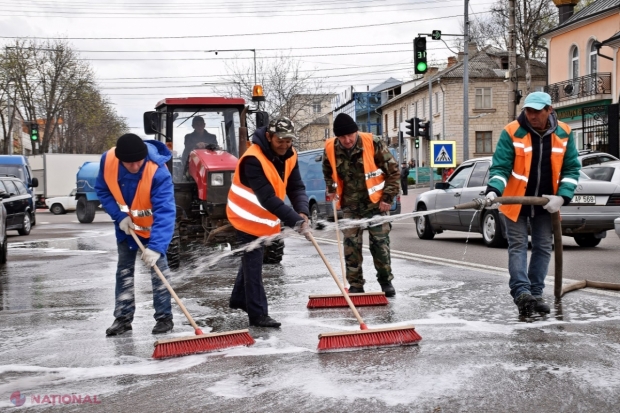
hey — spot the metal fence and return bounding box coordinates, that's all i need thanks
[545,73,611,104]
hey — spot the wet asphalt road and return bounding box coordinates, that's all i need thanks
[1,210,620,412]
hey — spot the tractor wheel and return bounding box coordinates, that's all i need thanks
[76,197,96,223]
[166,227,181,270]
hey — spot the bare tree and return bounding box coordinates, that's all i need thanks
[456,0,558,93]
[218,53,332,131]
[3,39,95,154]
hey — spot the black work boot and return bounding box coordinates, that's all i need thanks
[515,293,537,317]
[348,285,365,293]
[249,315,281,328]
[106,317,132,336]
[534,297,551,314]
[380,282,396,297]
[152,317,174,334]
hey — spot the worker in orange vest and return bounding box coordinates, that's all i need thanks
[322,113,400,297]
[227,117,310,328]
[95,134,176,336]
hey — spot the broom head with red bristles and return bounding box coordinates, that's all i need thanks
[152,329,255,359]
[307,292,388,308]
[317,325,421,351]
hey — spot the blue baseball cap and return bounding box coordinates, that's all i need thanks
[522,92,552,110]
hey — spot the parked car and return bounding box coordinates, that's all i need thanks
[0,202,7,264]
[293,148,401,228]
[615,217,620,239]
[0,175,35,236]
[0,155,38,225]
[45,188,78,215]
[577,150,619,166]
[581,160,620,185]
[414,156,620,248]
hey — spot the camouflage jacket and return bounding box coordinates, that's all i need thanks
[322,134,399,214]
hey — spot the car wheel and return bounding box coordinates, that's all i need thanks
[0,231,7,264]
[482,211,508,248]
[309,203,319,229]
[50,203,65,215]
[573,234,602,248]
[18,212,31,235]
[415,204,435,240]
[76,197,96,223]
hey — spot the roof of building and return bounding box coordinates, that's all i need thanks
[370,77,402,93]
[543,0,620,35]
[602,30,620,45]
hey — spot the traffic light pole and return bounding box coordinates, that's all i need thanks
[428,77,434,190]
[463,0,470,161]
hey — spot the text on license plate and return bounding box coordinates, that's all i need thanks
[571,195,596,204]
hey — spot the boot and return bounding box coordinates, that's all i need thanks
[106,318,132,336]
[534,297,551,314]
[249,315,281,328]
[380,282,396,297]
[152,317,174,334]
[348,285,365,293]
[515,293,537,317]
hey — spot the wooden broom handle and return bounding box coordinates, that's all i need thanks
[129,228,201,332]
[332,199,347,287]
[308,232,366,326]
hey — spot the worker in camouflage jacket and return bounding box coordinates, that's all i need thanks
[322,113,400,297]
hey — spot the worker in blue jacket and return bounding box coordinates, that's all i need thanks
[95,133,176,336]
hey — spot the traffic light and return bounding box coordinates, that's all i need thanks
[419,121,430,139]
[30,123,39,142]
[415,138,420,149]
[414,37,428,74]
[405,118,416,137]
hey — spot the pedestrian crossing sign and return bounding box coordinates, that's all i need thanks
[430,141,456,167]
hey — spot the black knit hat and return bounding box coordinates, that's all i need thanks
[333,113,358,137]
[115,133,148,162]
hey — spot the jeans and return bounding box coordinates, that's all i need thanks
[114,240,172,322]
[230,231,268,320]
[503,213,553,301]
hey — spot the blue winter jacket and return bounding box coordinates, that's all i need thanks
[95,140,175,254]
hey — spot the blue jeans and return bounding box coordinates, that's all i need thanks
[114,241,172,322]
[230,231,268,320]
[503,213,553,302]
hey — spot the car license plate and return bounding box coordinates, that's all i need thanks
[571,195,595,204]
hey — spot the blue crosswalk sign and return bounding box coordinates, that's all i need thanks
[430,141,456,167]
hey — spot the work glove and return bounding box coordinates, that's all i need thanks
[141,248,161,267]
[295,220,312,241]
[119,216,134,235]
[542,194,564,214]
[485,192,499,209]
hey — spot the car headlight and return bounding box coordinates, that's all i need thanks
[211,173,224,186]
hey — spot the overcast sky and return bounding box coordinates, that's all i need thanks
[2,0,494,138]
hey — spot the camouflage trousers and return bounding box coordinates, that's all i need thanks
[341,210,393,288]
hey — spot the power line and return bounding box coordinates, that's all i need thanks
[0,14,487,40]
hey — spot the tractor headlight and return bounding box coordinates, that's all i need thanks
[211,173,224,186]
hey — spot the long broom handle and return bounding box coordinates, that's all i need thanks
[129,228,202,333]
[307,232,367,328]
[332,199,347,287]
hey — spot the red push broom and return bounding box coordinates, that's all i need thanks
[307,199,389,308]
[307,233,422,351]
[129,229,254,359]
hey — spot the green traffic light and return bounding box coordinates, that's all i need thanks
[416,62,427,72]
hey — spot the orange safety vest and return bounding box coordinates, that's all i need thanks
[103,148,158,238]
[226,144,297,237]
[325,132,385,209]
[499,120,572,222]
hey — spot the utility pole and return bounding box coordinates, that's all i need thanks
[508,0,518,122]
[463,0,470,161]
[428,77,434,189]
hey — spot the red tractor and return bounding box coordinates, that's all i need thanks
[142,91,283,269]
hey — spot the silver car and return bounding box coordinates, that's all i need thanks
[414,156,620,248]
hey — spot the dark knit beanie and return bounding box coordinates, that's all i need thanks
[333,113,358,137]
[115,133,148,162]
